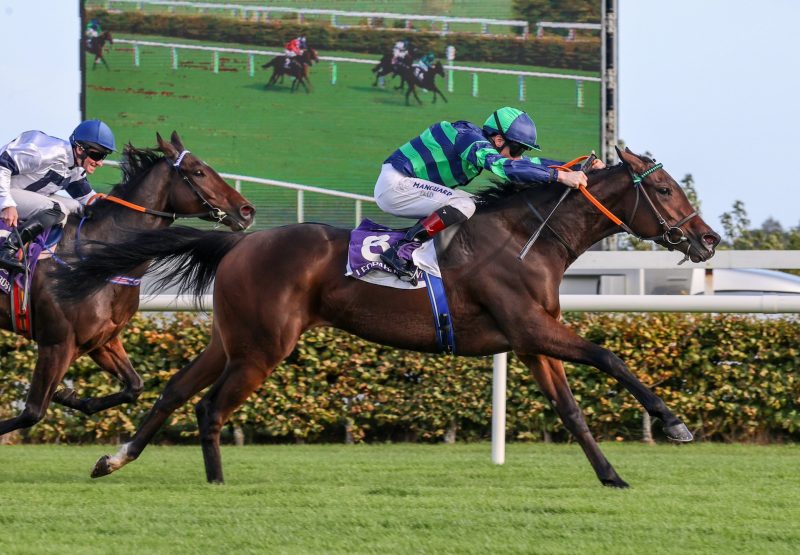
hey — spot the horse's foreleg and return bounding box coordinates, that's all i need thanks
[91,335,227,478]
[0,344,73,436]
[53,336,142,415]
[513,306,692,442]
[517,354,629,488]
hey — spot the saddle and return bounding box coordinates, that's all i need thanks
[346,219,443,288]
[0,225,62,339]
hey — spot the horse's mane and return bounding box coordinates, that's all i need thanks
[473,163,626,210]
[105,144,165,199]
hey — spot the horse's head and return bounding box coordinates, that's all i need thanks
[615,147,719,262]
[305,48,319,64]
[433,61,444,77]
[156,132,255,231]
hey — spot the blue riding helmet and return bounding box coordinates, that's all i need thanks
[70,119,116,152]
[482,107,541,151]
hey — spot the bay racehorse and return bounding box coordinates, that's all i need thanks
[0,132,255,439]
[54,148,719,487]
[262,48,319,93]
[86,30,113,70]
[399,61,446,105]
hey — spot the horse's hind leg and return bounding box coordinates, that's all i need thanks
[91,333,227,478]
[518,354,629,488]
[0,344,73,436]
[53,336,143,415]
[195,355,280,484]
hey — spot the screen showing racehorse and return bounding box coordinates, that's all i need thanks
[81,0,607,230]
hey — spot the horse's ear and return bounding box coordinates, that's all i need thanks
[616,146,646,172]
[157,132,178,158]
[170,131,185,151]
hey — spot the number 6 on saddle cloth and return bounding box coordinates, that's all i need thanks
[347,219,455,353]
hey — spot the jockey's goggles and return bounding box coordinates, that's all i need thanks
[79,143,110,161]
[507,141,531,158]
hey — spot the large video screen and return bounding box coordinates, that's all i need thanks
[82,0,607,229]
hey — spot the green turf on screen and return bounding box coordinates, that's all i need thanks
[86,35,600,228]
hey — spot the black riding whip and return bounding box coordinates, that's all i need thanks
[517,153,596,260]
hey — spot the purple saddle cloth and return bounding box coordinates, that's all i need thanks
[347,218,414,279]
[0,223,61,296]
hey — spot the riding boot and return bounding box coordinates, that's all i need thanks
[0,204,65,273]
[380,206,468,283]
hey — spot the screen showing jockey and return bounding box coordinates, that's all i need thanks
[283,35,307,68]
[0,120,115,272]
[375,106,605,281]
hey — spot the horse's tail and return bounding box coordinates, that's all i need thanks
[51,226,246,306]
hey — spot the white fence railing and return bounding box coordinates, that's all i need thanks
[114,38,599,105]
[104,160,373,227]
[100,0,532,36]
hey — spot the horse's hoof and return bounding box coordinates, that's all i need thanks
[91,455,114,478]
[601,477,630,489]
[663,422,694,442]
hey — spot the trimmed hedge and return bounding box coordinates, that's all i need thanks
[88,8,601,71]
[1,312,798,444]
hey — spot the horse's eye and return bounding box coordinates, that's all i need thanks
[657,187,670,195]
[193,169,204,177]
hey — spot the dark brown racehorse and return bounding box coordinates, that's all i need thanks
[54,148,720,487]
[86,30,113,70]
[371,51,414,89]
[399,61,447,105]
[0,132,255,438]
[262,48,319,93]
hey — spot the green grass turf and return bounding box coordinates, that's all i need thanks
[0,443,798,554]
[86,34,600,228]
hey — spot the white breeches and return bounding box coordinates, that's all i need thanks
[11,190,77,223]
[374,163,475,219]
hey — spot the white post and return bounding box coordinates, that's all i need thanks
[518,75,525,101]
[355,200,362,228]
[297,190,304,223]
[171,47,178,70]
[576,79,584,108]
[491,352,507,465]
[446,45,456,94]
[234,179,241,193]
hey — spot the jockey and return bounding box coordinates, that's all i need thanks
[85,18,101,38]
[0,120,116,272]
[85,18,101,49]
[412,52,435,79]
[375,106,605,281]
[283,35,307,68]
[392,39,410,66]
